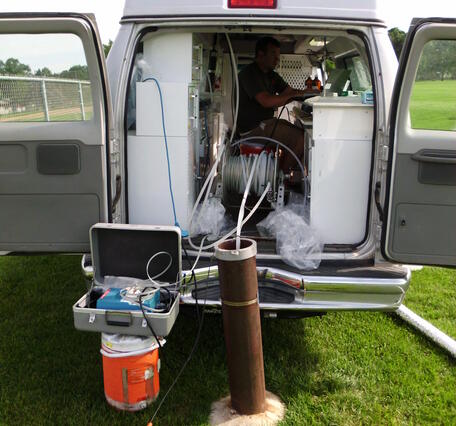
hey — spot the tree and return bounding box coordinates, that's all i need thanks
[103,40,113,58]
[416,40,456,81]
[59,65,89,80]
[0,58,32,76]
[388,27,406,59]
[35,67,53,77]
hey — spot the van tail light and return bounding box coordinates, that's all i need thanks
[228,0,277,9]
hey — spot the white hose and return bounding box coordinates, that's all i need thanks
[187,181,271,251]
[223,152,275,196]
[186,32,239,259]
[236,154,260,249]
[225,33,238,144]
[396,304,456,358]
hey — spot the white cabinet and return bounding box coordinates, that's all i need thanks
[306,96,373,244]
[127,134,194,232]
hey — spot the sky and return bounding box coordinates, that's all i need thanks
[0,1,455,72]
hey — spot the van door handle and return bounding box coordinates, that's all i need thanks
[412,149,456,164]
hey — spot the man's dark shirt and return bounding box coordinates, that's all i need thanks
[237,62,289,133]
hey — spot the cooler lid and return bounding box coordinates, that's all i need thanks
[90,223,182,286]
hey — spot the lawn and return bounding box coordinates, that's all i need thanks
[0,255,455,425]
[410,80,456,131]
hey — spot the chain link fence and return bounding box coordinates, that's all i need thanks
[0,75,92,122]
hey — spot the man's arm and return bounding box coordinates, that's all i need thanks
[255,86,306,108]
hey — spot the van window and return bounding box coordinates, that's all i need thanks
[409,39,456,132]
[0,33,92,123]
[345,56,371,92]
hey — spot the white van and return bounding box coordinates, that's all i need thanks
[1,1,455,316]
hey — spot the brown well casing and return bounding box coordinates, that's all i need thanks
[215,238,266,415]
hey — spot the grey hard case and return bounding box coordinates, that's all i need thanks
[73,223,181,336]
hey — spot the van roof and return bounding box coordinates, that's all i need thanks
[122,0,384,23]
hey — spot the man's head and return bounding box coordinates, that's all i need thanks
[255,36,280,72]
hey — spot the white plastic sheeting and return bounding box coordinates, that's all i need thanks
[257,193,323,270]
[190,197,233,241]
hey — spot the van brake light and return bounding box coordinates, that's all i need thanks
[228,0,277,9]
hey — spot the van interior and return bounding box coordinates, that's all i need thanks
[124,27,375,268]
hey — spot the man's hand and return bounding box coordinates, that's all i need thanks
[255,86,304,109]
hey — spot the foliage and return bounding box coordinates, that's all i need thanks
[35,67,53,77]
[104,39,113,58]
[416,40,456,81]
[0,57,32,76]
[388,27,406,59]
[0,57,88,80]
[59,65,89,80]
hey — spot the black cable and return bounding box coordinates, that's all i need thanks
[201,106,211,180]
[147,305,205,426]
[182,245,193,269]
[139,293,163,350]
[268,105,287,140]
[182,244,200,323]
[146,252,213,426]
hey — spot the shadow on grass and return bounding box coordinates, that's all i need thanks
[0,256,321,426]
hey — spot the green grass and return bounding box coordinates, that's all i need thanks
[404,266,456,340]
[0,256,455,425]
[410,80,456,131]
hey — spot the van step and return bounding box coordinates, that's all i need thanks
[192,283,295,304]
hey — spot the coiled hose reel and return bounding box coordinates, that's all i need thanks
[222,148,284,206]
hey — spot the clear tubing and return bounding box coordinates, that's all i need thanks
[187,182,271,251]
[225,33,239,145]
[236,154,260,249]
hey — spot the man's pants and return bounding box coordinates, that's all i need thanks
[241,118,305,172]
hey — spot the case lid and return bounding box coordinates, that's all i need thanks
[90,223,182,286]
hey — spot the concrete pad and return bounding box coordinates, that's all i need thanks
[209,391,285,425]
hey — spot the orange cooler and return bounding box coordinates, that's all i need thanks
[100,334,161,411]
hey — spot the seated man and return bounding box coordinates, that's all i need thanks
[237,36,309,172]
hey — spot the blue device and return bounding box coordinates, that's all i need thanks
[96,287,160,311]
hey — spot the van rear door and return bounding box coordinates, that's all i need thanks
[383,18,456,266]
[0,14,111,253]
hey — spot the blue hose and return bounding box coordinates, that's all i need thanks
[142,78,187,236]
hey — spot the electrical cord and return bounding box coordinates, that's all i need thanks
[142,77,184,235]
[146,252,212,426]
[139,292,163,350]
[269,105,287,139]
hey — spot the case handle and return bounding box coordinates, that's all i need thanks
[81,254,93,279]
[105,311,132,327]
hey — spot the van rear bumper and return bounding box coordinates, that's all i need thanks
[179,265,411,312]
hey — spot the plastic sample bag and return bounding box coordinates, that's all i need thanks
[257,194,323,270]
[190,197,233,241]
